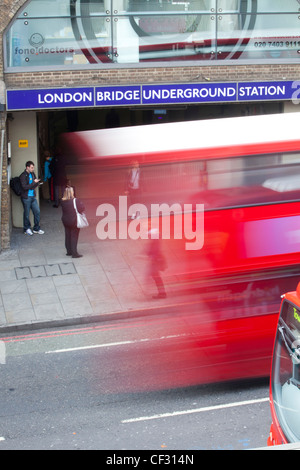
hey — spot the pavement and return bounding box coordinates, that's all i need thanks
[0,199,180,334]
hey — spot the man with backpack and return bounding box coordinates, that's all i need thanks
[19,161,44,236]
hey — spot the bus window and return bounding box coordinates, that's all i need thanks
[271,300,300,443]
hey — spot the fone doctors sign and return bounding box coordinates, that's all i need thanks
[6,81,300,111]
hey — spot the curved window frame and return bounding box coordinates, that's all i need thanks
[4,0,300,72]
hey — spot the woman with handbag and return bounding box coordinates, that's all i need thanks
[61,186,86,258]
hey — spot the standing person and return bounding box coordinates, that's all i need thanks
[43,150,53,202]
[125,160,142,219]
[20,161,44,236]
[50,149,67,208]
[61,186,84,258]
[147,228,167,299]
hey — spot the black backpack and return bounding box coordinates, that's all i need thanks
[10,176,22,196]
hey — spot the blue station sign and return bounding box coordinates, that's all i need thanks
[6,80,300,111]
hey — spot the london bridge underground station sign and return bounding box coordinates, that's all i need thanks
[6,81,300,111]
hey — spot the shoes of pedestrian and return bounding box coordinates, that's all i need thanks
[152,292,167,299]
[24,228,33,236]
[72,254,83,258]
[33,229,44,234]
[53,205,59,208]
[66,253,72,256]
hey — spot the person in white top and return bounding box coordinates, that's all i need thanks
[125,160,142,219]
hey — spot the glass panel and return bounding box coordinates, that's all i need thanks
[216,10,300,60]
[79,0,107,16]
[5,0,300,68]
[124,0,212,14]
[72,2,113,64]
[256,0,299,14]
[6,16,112,67]
[18,0,73,17]
[19,0,107,18]
[113,14,215,62]
[217,0,239,12]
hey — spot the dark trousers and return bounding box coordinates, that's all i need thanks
[64,225,80,256]
[128,188,140,204]
[54,184,65,206]
[47,178,54,201]
[152,271,166,295]
[150,263,166,295]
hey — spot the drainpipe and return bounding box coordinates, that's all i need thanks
[0,81,6,252]
[0,128,4,252]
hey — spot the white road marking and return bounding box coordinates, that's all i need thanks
[44,338,270,427]
[0,437,5,442]
[46,340,135,354]
[45,334,183,354]
[121,397,270,423]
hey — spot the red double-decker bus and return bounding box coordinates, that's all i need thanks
[63,112,300,386]
[268,283,300,446]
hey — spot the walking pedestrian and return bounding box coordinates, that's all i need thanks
[20,161,44,236]
[61,186,84,258]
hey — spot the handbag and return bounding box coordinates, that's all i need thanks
[73,198,89,229]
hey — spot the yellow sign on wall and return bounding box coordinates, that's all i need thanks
[19,140,28,148]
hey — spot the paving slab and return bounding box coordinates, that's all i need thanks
[0,200,179,333]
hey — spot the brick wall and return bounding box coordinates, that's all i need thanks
[4,64,300,90]
[1,0,300,250]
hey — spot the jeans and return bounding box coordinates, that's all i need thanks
[21,197,40,232]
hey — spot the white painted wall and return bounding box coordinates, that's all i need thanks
[9,111,39,228]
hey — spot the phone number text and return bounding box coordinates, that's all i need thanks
[254,40,300,48]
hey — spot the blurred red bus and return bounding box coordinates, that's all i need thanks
[62,112,300,385]
[268,283,300,446]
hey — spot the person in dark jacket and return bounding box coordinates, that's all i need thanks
[43,150,53,202]
[50,150,67,208]
[61,186,84,258]
[20,161,44,236]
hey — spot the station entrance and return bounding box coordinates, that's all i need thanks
[9,100,283,229]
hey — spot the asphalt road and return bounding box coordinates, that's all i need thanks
[0,315,271,451]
